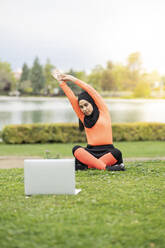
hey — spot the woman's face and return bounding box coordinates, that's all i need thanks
[79,99,93,116]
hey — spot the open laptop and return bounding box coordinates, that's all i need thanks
[24,159,81,195]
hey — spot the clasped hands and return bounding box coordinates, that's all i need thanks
[51,69,76,83]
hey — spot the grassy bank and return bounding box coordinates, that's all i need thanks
[0,141,165,158]
[0,161,165,247]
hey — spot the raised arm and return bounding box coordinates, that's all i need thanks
[51,70,84,121]
[61,75,108,112]
[59,82,84,121]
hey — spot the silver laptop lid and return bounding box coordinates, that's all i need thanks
[24,159,75,195]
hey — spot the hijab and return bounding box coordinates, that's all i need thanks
[78,91,99,130]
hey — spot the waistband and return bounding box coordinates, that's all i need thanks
[87,144,114,149]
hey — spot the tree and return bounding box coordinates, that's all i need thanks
[101,61,116,91]
[30,57,45,95]
[18,80,33,94]
[0,60,16,93]
[44,59,57,95]
[127,52,142,72]
[133,81,151,98]
[74,70,87,82]
[20,63,29,82]
[87,65,103,91]
[146,70,161,88]
[111,64,128,91]
[18,63,31,94]
[126,52,143,90]
[161,75,165,90]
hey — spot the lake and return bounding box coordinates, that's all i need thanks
[0,96,165,130]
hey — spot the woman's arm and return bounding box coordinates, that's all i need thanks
[60,82,84,121]
[61,75,108,112]
[51,71,84,121]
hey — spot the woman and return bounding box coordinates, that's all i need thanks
[52,71,125,171]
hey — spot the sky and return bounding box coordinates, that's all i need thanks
[1,0,165,74]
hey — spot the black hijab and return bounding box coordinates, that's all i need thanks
[78,91,99,130]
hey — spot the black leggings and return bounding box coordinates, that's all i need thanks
[72,144,123,170]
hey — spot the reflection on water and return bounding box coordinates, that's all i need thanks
[0,97,165,130]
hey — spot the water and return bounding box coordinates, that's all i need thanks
[0,96,165,130]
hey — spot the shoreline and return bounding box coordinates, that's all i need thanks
[0,155,165,169]
[0,95,165,102]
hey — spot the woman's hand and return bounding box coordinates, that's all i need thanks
[51,69,64,83]
[60,74,77,83]
[51,69,77,84]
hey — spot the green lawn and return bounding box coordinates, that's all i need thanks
[0,161,165,247]
[0,141,165,158]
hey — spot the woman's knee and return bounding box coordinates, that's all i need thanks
[72,145,82,155]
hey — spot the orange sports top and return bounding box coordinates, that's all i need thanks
[60,79,113,146]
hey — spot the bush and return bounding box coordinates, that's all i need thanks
[112,122,165,141]
[2,122,165,144]
[133,82,151,98]
[2,123,86,144]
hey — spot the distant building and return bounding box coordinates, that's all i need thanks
[13,69,22,80]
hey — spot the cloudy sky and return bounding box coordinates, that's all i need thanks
[1,0,165,74]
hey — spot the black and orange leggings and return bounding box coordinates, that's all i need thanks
[72,144,123,170]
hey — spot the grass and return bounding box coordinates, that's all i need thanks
[0,161,165,247]
[0,141,165,158]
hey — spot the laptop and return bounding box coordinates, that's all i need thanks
[24,159,81,195]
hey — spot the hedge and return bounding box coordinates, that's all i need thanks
[2,122,165,144]
[2,123,86,144]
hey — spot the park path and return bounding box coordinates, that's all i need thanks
[0,156,165,169]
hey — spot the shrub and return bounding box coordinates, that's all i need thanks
[2,123,86,144]
[112,122,165,141]
[133,82,151,98]
[2,122,165,144]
